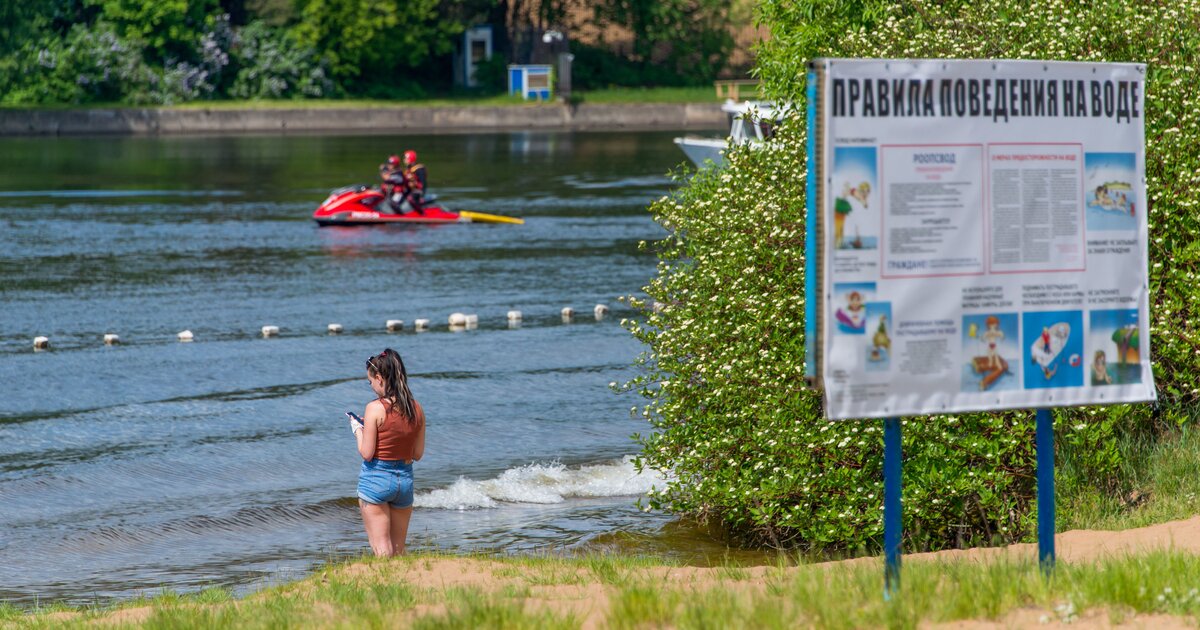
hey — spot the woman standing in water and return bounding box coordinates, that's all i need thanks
[351,348,426,556]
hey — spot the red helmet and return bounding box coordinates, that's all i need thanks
[403,150,417,164]
[386,154,400,167]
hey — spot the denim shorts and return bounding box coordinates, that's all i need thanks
[357,459,414,509]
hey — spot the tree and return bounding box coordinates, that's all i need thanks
[593,0,734,81]
[0,1,45,55]
[754,0,893,102]
[290,0,460,90]
[86,0,220,62]
[245,0,295,26]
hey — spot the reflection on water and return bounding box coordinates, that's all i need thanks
[0,129,769,607]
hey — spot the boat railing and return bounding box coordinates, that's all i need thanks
[714,79,761,101]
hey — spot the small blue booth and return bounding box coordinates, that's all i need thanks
[508,65,553,101]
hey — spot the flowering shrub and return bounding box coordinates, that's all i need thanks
[1,23,155,105]
[228,22,333,100]
[90,0,218,63]
[1,16,232,105]
[149,14,234,104]
[630,0,1199,550]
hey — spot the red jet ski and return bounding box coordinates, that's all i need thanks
[312,184,524,226]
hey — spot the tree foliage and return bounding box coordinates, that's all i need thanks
[88,0,220,62]
[228,22,333,99]
[289,0,457,89]
[630,0,1200,551]
[592,0,733,82]
[753,0,893,101]
[0,0,734,104]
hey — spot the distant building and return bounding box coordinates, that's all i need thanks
[453,25,494,88]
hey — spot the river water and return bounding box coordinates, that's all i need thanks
[0,129,746,606]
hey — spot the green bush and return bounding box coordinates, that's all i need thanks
[1,15,234,105]
[629,0,1198,551]
[590,0,734,86]
[570,42,703,90]
[289,0,457,91]
[472,54,509,95]
[228,22,333,99]
[1,23,156,105]
[89,0,219,63]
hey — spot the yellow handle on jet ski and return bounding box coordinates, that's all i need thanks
[458,211,525,225]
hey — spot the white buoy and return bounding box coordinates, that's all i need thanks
[261,325,280,338]
[103,333,121,346]
[448,312,468,327]
[386,319,404,332]
[507,310,522,322]
[328,323,343,334]
[465,314,479,327]
[177,330,194,342]
[594,304,610,319]
[561,307,575,322]
[33,336,49,350]
[414,319,430,331]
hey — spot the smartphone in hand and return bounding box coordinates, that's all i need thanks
[346,411,365,433]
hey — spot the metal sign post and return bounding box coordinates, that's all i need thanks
[1036,408,1056,572]
[883,417,903,598]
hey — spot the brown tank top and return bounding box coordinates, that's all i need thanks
[374,398,424,461]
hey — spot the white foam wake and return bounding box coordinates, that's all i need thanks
[415,456,663,510]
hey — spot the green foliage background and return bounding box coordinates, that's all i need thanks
[629,0,1199,551]
[0,0,737,105]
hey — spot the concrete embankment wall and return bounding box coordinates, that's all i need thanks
[0,103,725,136]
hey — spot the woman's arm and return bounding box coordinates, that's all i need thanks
[411,402,426,462]
[357,401,383,460]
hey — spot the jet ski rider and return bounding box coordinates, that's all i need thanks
[401,150,427,214]
[379,154,408,213]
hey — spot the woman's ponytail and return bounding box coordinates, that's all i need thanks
[368,348,417,421]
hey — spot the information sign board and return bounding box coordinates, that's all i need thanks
[806,59,1156,419]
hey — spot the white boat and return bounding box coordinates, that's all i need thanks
[674,100,777,168]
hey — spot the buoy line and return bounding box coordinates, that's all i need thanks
[23,304,622,351]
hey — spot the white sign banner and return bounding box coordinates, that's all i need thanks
[815,59,1155,420]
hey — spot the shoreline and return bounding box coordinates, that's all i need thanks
[0,102,726,137]
[14,515,1200,628]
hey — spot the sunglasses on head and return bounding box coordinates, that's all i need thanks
[366,349,389,369]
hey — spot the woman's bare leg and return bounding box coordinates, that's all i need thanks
[389,506,413,555]
[360,500,394,556]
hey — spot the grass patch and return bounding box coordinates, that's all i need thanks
[165,95,532,109]
[188,587,233,605]
[609,585,679,629]
[580,553,667,586]
[8,550,1200,628]
[492,559,586,587]
[677,588,768,630]
[600,551,1200,630]
[1058,423,1200,531]
[716,563,751,582]
[583,555,628,586]
[492,552,668,587]
[0,604,21,622]
[414,587,578,630]
[0,87,718,112]
[573,86,718,104]
[312,577,419,621]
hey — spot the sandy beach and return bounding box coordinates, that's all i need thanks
[28,515,1200,628]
